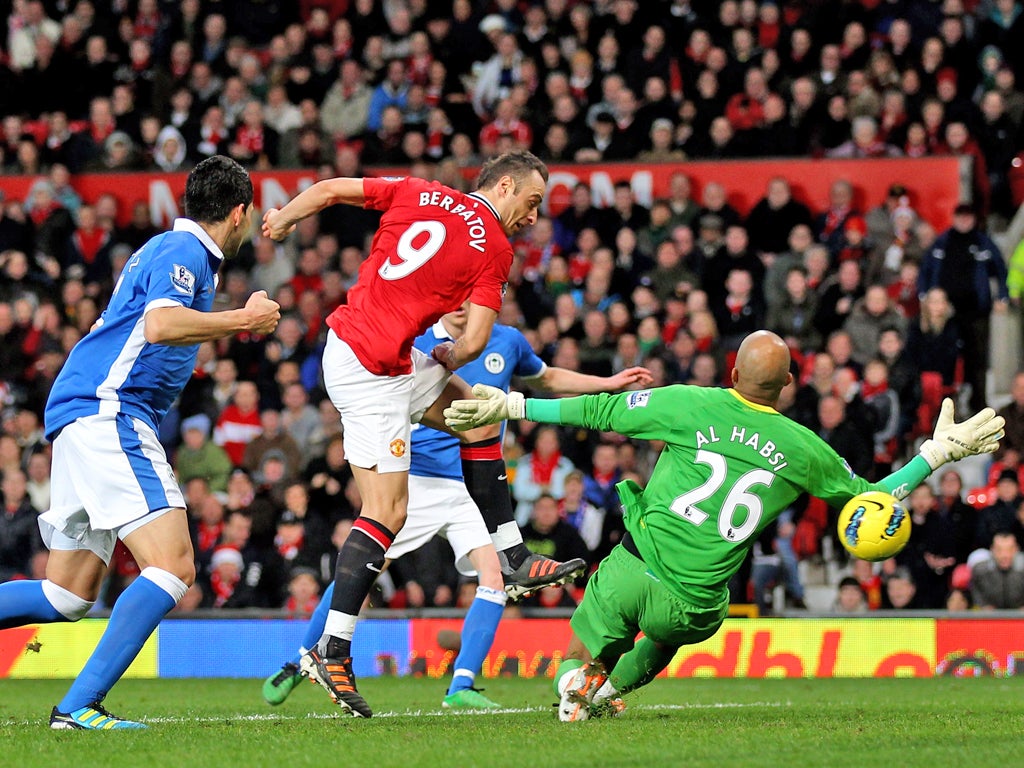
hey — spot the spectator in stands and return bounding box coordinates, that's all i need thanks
[976,469,1023,550]
[935,469,978,567]
[832,576,868,613]
[513,426,575,526]
[214,380,262,467]
[318,59,371,144]
[228,100,279,168]
[817,394,873,479]
[518,493,589,580]
[745,178,814,260]
[880,566,920,610]
[767,265,820,354]
[24,450,49,514]
[713,268,764,352]
[918,203,1008,411]
[472,30,522,118]
[815,259,864,340]
[900,483,956,609]
[826,116,902,158]
[814,179,858,258]
[905,287,962,390]
[175,413,233,494]
[843,285,907,366]
[242,409,303,485]
[279,382,319,459]
[970,531,1024,609]
[0,467,43,581]
[637,118,684,163]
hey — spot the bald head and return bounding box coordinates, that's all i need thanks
[731,331,792,405]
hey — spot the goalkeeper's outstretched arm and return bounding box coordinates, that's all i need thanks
[877,398,1004,500]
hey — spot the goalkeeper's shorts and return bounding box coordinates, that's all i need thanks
[570,544,729,660]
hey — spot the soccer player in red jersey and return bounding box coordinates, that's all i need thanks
[262,151,585,716]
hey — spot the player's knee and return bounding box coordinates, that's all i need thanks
[141,565,192,603]
[178,560,197,588]
[41,580,94,621]
[378,506,407,532]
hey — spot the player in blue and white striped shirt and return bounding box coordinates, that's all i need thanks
[0,156,280,730]
[262,304,651,709]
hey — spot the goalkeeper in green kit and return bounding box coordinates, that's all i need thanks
[444,331,1004,722]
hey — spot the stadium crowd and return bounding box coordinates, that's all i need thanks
[2,0,1024,615]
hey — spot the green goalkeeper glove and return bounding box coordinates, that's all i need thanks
[918,398,1005,470]
[443,384,526,431]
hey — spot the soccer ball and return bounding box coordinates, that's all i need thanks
[837,491,911,562]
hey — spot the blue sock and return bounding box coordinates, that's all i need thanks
[0,581,65,629]
[292,582,334,666]
[447,586,506,695]
[58,574,175,713]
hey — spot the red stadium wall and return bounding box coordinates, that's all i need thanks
[0,157,960,231]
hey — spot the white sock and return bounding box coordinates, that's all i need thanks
[322,609,358,642]
[41,580,93,621]
[140,566,188,603]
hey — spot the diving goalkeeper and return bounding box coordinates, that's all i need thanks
[443,331,1004,721]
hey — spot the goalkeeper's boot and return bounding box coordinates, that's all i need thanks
[504,554,587,601]
[262,661,302,706]
[590,695,627,719]
[49,703,147,730]
[300,647,372,718]
[557,662,608,722]
[442,688,502,710]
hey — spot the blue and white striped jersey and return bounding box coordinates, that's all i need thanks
[410,322,546,481]
[44,219,223,440]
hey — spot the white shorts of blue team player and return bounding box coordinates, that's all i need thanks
[38,413,185,564]
[386,474,492,575]
[321,332,451,474]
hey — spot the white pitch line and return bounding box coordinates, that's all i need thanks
[3,701,788,727]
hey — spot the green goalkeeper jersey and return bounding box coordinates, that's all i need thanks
[532,385,890,605]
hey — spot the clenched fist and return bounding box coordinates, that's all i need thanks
[245,290,281,335]
[262,208,296,241]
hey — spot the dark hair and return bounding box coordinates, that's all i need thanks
[475,150,549,192]
[184,155,254,223]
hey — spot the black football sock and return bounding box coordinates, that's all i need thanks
[460,438,532,571]
[324,517,395,658]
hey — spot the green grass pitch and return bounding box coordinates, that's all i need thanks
[1,677,1021,768]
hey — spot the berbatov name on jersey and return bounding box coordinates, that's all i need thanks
[415,188,489,253]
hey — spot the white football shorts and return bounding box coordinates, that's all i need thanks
[322,332,450,473]
[385,474,491,575]
[39,413,184,563]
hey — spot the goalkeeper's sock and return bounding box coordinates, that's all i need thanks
[553,658,586,697]
[447,586,506,695]
[460,439,531,570]
[320,517,394,659]
[607,637,677,694]
[292,581,334,665]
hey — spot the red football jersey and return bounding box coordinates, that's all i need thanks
[326,177,512,376]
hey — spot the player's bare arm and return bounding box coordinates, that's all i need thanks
[145,290,280,345]
[534,365,654,393]
[432,303,498,371]
[262,177,367,241]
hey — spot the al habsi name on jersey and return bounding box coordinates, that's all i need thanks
[693,424,790,473]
